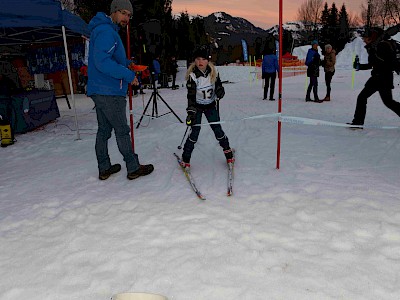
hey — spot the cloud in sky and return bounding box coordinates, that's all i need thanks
[172,0,365,29]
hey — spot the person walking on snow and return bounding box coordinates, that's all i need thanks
[169,55,179,89]
[87,0,154,180]
[261,48,279,100]
[321,44,336,101]
[151,55,161,87]
[305,40,322,103]
[180,45,234,169]
[349,27,400,127]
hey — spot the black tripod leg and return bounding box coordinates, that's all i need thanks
[156,92,184,123]
[136,93,155,128]
[152,93,158,118]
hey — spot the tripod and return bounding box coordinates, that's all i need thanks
[136,74,183,128]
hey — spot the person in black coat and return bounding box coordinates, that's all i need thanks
[305,40,322,103]
[349,28,400,127]
[169,56,178,89]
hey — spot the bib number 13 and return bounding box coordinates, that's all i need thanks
[202,88,214,99]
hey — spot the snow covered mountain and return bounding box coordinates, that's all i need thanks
[203,12,272,48]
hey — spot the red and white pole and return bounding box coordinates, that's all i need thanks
[276,0,283,169]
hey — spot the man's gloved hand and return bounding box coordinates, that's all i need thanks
[186,111,196,126]
[215,85,225,99]
[128,62,135,71]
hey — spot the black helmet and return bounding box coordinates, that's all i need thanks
[193,45,210,60]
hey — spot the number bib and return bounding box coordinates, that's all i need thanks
[189,73,216,105]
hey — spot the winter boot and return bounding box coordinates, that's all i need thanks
[313,87,323,103]
[269,90,275,101]
[305,86,312,102]
[323,96,330,101]
[127,164,154,180]
[224,148,235,163]
[263,86,268,100]
[179,161,191,169]
[99,164,122,180]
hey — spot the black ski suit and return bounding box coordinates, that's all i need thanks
[182,66,231,164]
[352,40,400,125]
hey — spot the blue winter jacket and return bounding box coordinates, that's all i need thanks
[262,54,279,74]
[87,12,135,96]
[305,47,320,77]
[152,59,161,80]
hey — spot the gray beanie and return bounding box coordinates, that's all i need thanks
[110,0,133,14]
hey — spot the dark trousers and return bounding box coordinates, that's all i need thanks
[353,77,400,125]
[182,105,230,163]
[91,95,139,173]
[306,76,319,100]
[263,72,276,99]
[172,73,177,87]
[325,71,334,97]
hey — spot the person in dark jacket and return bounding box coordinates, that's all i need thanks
[169,55,179,89]
[261,48,279,100]
[87,0,154,180]
[180,45,234,169]
[151,55,161,87]
[305,40,322,103]
[349,28,400,127]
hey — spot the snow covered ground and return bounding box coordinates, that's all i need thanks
[1,39,400,300]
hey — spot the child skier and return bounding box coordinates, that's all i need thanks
[180,45,234,169]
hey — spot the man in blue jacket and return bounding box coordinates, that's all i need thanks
[261,48,279,100]
[87,0,154,180]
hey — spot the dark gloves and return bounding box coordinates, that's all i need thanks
[215,85,225,99]
[186,109,196,126]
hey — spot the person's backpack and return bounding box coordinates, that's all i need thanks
[383,39,400,74]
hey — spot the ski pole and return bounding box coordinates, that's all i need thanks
[177,126,189,149]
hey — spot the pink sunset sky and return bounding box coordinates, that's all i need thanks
[171,0,365,29]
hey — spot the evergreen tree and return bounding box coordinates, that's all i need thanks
[328,3,339,28]
[337,4,350,53]
[319,2,330,46]
[176,12,193,61]
[74,0,108,22]
[320,3,330,26]
[319,2,351,55]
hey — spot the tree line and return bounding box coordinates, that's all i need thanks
[297,0,353,53]
[297,0,400,53]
